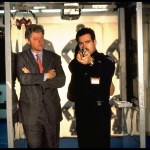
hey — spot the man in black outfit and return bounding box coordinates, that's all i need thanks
[67,28,115,148]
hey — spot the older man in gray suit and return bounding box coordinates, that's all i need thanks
[16,24,66,148]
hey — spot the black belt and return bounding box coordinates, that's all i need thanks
[96,101,109,106]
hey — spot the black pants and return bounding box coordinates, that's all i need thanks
[75,101,111,148]
[23,104,60,148]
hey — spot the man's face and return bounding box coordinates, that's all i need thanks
[28,32,44,53]
[78,33,96,54]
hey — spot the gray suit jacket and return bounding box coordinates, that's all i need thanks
[16,49,66,125]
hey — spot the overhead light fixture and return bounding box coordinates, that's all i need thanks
[33,6,46,9]
[82,8,108,12]
[92,5,109,9]
[61,3,81,20]
[64,3,79,7]
[41,9,60,13]
[0,10,4,14]
[61,8,81,20]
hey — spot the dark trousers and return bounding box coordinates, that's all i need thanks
[75,102,111,148]
[23,103,60,148]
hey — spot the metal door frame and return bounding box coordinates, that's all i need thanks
[4,2,14,148]
[136,2,146,148]
[118,2,146,148]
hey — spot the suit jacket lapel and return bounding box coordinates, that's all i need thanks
[42,50,50,72]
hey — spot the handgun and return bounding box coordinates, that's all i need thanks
[81,47,85,57]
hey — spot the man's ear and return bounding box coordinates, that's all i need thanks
[27,40,30,45]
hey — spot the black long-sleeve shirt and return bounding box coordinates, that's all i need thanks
[68,50,115,103]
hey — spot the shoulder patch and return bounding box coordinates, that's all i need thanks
[106,56,115,63]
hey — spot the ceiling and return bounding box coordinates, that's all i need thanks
[0,2,118,17]
[7,2,116,9]
[1,2,150,18]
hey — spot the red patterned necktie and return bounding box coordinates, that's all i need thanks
[36,54,43,73]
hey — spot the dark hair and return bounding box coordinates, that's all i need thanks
[25,24,44,39]
[75,27,95,43]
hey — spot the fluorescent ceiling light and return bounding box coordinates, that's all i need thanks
[64,3,79,7]
[41,9,108,13]
[29,10,40,13]
[0,8,108,14]
[34,6,46,9]
[10,10,16,13]
[92,5,109,9]
[0,10,4,13]
[41,9,60,13]
[82,8,108,12]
